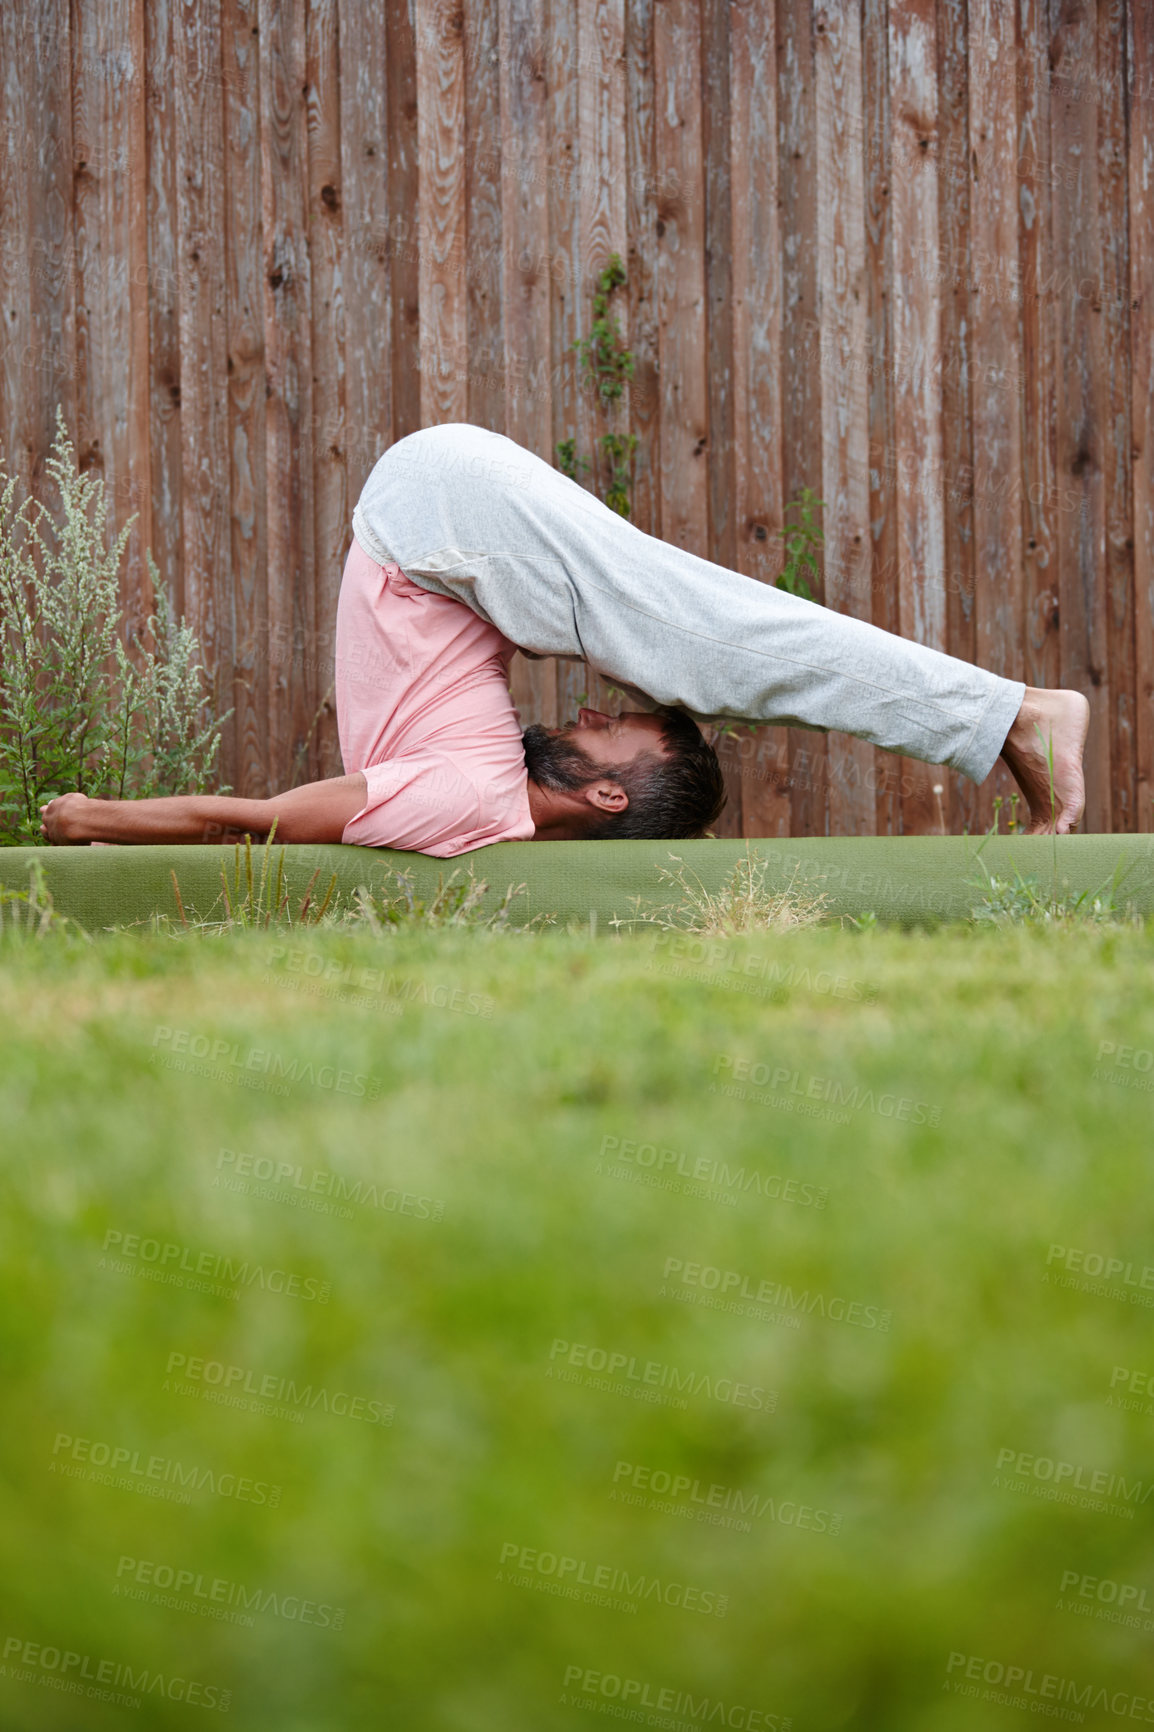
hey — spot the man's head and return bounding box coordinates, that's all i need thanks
[523,705,726,841]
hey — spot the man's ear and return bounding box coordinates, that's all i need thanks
[583,778,629,814]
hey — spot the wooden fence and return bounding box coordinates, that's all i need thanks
[1,0,1151,834]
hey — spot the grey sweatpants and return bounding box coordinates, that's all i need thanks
[351,422,1024,784]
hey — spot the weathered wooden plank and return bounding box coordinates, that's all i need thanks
[143,0,187,701]
[174,0,231,763]
[1016,0,1061,767]
[259,0,317,786]
[1098,0,1135,830]
[10,0,78,502]
[1049,0,1109,833]
[888,0,946,836]
[463,0,504,432]
[778,0,828,838]
[545,0,585,727]
[338,0,392,500]
[935,0,976,832]
[967,0,1025,831]
[728,0,789,840]
[622,0,659,541]
[652,0,709,558]
[1131,0,1154,832]
[416,0,467,425]
[386,0,421,442]
[862,0,902,836]
[71,0,153,627]
[0,2,36,496]
[498,0,557,729]
[304,0,344,779]
[815,0,874,837]
[221,0,269,797]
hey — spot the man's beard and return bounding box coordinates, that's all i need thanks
[521,723,602,791]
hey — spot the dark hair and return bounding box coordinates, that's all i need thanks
[522,706,727,840]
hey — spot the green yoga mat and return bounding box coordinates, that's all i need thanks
[2,833,1153,931]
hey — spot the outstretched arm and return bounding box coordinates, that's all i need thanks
[39,772,369,847]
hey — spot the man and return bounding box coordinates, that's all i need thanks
[40,421,1088,850]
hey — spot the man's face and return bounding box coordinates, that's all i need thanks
[521,708,668,794]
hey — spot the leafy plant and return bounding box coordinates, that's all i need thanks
[774,486,826,601]
[0,408,230,843]
[556,254,638,518]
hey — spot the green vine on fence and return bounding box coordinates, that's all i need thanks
[774,487,826,602]
[556,253,638,518]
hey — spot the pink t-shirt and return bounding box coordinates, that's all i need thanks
[336,534,535,854]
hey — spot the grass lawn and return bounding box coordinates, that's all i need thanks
[1,917,1152,1731]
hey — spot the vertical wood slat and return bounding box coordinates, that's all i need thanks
[888,0,947,835]
[653,0,709,561]
[779,0,828,838]
[935,0,975,833]
[968,0,1025,830]
[700,0,742,838]
[416,0,467,425]
[1016,0,1062,735]
[0,3,36,498]
[339,0,392,496]
[1099,0,1135,829]
[546,0,586,728]
[71,0,153,626]
[259,0,316,782]
[174,0,230,737]
[386,0,421,442]
[463,0,504,433]
[728,0,790,841]
[1050,0,1110,834]
[499,0,557,728]
[222,0,270,795]
[862,0,903,836]
[815,1,875,837]
[304,0,345,778]
[1131,0,1154,832]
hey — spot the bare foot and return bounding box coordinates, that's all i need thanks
[999,688,1090,834]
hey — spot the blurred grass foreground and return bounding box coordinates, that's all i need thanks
[1,918,1153,1731]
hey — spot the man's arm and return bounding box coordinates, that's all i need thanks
[39,772,369,846]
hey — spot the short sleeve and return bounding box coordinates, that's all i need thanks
[340,753,533,855]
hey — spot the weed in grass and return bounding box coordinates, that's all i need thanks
[345,868,545,934]
[611,846,828,937]
[151,823,340,936]
[968,851,1141,928]
[0,857,90,943]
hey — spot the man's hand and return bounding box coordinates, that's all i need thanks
[40,793,95,844]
